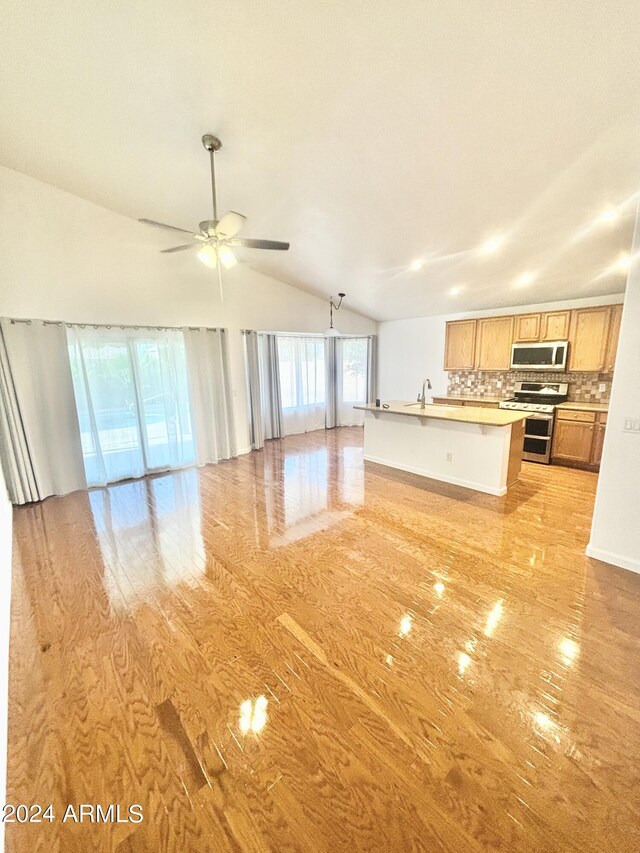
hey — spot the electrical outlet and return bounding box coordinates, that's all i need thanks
[446,452,453,462]
[599,383,606,393]
[623,418,640,432]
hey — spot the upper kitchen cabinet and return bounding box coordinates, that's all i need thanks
[513,314,541,342]
[568,306,611,371]
[604,304,622,372]
[540,310,571,341]
[444,320,477,369]
[475,316,514,370]
[513,310,570,343]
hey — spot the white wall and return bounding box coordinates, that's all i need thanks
[378,293,625,403]
[0,166,377,452]
[0,463,12,853]
[588,210,640,573]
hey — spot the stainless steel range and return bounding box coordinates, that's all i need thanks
[499,381,569,464]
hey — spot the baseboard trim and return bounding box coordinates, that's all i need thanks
[363,454,507,496]
[586,544,640,575]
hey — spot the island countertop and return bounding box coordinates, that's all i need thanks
[355,401,528,427]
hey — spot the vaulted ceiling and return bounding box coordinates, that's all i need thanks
[1,0,639,320]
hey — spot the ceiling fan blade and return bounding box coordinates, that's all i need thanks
[161,244,199,253]
[229,238,290,251]
[139,218,198,236]
[215,211,247,239]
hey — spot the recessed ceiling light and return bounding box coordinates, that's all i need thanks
[515,271,537,287]
[480,235,505,255]
[600,206,618,223]
[410,259,424,271]
[449,286,464,296]
[616,253,631,272]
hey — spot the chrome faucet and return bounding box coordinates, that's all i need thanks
[417,378,432,409]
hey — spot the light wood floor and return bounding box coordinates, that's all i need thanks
[6,427,640,852]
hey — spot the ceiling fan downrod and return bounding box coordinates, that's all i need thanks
[202,134,222,224]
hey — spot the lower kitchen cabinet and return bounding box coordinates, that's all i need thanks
[431,398,501,409]
[591,422,606,467]
[551,409,607,470]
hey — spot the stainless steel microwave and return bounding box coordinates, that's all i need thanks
[510,341,569,371]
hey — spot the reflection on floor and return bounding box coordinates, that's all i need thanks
[7,426,640,852]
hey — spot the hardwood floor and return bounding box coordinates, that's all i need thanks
[6,426,640,852]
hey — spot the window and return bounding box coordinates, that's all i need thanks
[336,337,369,426]
[276,336,326,434]
[340,338,368,402]
[277,336,325,409]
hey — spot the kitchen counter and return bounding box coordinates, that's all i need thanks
[557,402,609,413]
[356,401,526,496]
[431,394,506,405]
[355,401,526,428]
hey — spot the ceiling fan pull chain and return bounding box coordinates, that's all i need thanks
[217,261,224,303]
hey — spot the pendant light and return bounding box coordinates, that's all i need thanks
[325,293,346,336]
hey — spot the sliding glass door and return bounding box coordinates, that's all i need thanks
[68,328,194,486]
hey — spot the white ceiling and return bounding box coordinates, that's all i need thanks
[1,0,639,321]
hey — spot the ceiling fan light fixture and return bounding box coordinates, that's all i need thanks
[197,242,218,268]
[218,245,237,269]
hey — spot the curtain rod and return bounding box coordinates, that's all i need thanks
[241,329,373,338]
[4,317,226,333]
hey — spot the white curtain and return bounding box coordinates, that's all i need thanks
[183,327,236,465]
[0,318,86,504]
[258,334,284,441]
[67,326,195,486]
[244,331,284,450]
[277,336,326,435]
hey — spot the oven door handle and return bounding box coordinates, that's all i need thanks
[524,433,551,440]
[525,414,554,420]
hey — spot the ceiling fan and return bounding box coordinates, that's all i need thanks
[139,134,290,300]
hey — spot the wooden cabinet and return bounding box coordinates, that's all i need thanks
[432,397,460,406]
[552,408,608,469]
[604,304,622,372]
[475,316,514,370]
[592,421,606,467]
[431,398,500,409]
[568,307,610,371]
[513,310,570,343]
[540,310,571,341]
[432,397,465,407]
[552,414,595,464]
[513,314,541,342]
[444,320,477,370]
[442,303,620,375]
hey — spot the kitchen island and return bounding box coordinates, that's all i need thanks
[354,401,527,496]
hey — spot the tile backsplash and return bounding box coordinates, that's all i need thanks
[446,370,612,403]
